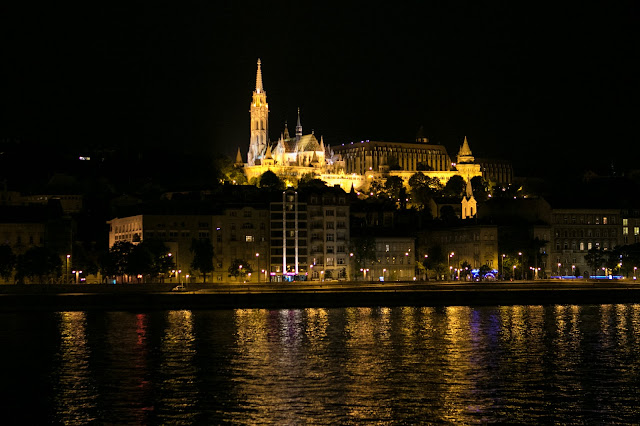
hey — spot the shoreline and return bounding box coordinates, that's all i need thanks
[2,281,640,311]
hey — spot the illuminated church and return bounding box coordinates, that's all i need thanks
[240,59,482,192]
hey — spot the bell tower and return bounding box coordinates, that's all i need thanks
[248,59,269,166]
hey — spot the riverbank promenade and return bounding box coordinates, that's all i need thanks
[2,280,640,311]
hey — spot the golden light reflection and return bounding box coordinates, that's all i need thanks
[54,311,97,424]
[440,306,475,422]
[158,310,198,423]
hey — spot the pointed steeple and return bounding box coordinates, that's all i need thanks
[457,136,475,164]
[283,121,290,140]
[235,147,243,165]
[249,59,268,166]
[465,177,473,198]
[255,58,264,93]
[319,136,325,152]
[265,144,273,159]
[296,107,302,141]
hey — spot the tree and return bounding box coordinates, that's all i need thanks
[387,155,401,170]
[443,175,466,197]
[228,259,253,280]
[101,241,135,282]
[459,260,472,280]
[470,176,489,202]
[135,239,174,280]
[424,244,448,281]
[15,247,62,284]
[368,180,386,198]
[216,155,248,185]
[259,170,284,190]
[615,243,640,278]
[349,236,377,280]
[439,205,459,224]
[584,247,604,277]
[499,254,521,280]
[384,176,404,201]
[0,245,16,281]
[478,264,492,281]
[416,162,432,171]
[191,238,214,283]
[71,242,100,277]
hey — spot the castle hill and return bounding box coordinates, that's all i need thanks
[1,59,639,309]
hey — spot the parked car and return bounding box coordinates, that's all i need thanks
[171,284,186,292]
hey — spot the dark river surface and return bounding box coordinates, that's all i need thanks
[1,304,639,424]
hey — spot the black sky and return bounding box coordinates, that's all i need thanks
[1,2,637,176]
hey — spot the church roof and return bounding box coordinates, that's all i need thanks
[280,134,321,153]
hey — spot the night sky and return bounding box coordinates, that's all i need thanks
[2,2,636,176]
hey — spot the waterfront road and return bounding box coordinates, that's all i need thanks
[2,280,640,311]
[189,279,640,294]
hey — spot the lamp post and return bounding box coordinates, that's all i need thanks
[350,252,354,281]
[634,266,637,281]
[501,254,505,280]
[518,252,523,280]
[66,254,70,284]
[424,254,428,281]
[558,263,561,278]
[256,253,260,283]
[572,265,575,277]
[448,252,454,281]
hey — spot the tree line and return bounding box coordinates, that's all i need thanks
[0,238,217,284]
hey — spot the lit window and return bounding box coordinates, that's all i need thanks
[603,217,608,224]
[623,227,629,235]
[635,227,639,236]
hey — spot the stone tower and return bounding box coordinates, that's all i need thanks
[248,59,269,166]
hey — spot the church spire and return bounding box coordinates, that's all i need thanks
[457,136,475,164]
[248,59,269,166]
[255,58,264,93]
[296,107,302,141]
[465,176,474,198]
[235,147,243,165]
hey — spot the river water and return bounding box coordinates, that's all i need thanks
[1,304,639,424]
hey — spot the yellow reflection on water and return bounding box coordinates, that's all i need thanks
[440,306,475,422]
[615,304,628,347]
[158,310,198,423]
[54,311,97,424]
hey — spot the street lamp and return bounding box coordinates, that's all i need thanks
[518,252,523,280]
[256,253,260,283]
[634,266,637,281]
[572,265,575,277]
[424,254,428,281]
[66,254,70,284]
[501,254,506,280]
[448,252,455,281]
[557,263,561,278]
